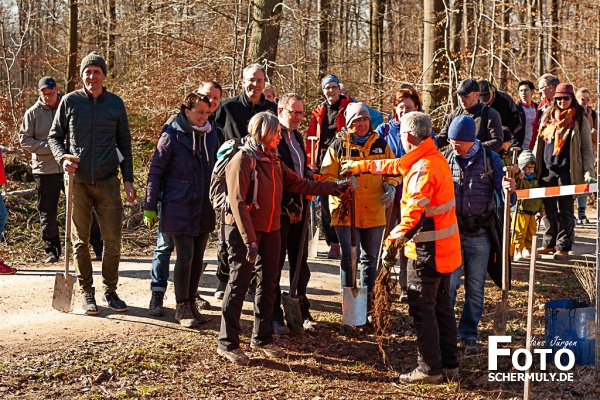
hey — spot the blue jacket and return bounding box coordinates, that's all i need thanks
[144,113,218,236]
[376,119,438,158]
[446,145,516,234]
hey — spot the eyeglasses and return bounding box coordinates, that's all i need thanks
[284,109,306,118]
[324,85,339,91]
[555,96,572,102]
[539,85,550,92]
[40,91,57,98]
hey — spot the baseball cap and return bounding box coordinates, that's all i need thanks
[38,76,57,91]
[478,80,493,103]
[454,79,479,96]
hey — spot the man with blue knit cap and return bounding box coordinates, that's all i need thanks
[306,74,353,258]
[444,115,516,355]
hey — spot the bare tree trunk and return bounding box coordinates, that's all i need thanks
[317,0,331,81]
[422,0,444,113]
[497,1,511,88]
[548,0,559,73]
[248,0,282,73]
[107,0,116,77]
[449,0,462,58]
[536,0,544,75]
[369,0,384,108]
[67,0,78,93]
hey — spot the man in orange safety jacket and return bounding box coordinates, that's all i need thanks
[341,111,461,384]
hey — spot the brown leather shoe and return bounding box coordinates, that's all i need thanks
[537,246,556,254]
[553,250,568,260]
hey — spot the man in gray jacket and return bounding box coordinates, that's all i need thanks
[19,77,63,263]
[49,52,136,315]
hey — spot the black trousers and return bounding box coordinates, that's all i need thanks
[407,259,459,375]
[216,219,256,286]
[540,169,575,251]
[172,234,209,303]
[273,214,311,322]
[218,226,281,350]
[34,174,63,252]
[319,195,339,245]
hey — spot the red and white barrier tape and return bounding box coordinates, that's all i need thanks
[515,183,598,200]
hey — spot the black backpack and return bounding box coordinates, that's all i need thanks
[209,138,259,213]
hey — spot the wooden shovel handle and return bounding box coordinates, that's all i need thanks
[63,154,80,163]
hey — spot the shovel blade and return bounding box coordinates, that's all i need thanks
[308,228,319,258]
[282,292,305,334]
[52,272,76,313]
[342,286,367,326]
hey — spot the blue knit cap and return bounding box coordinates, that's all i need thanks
[448,115,476,142]
[321,75,340,91]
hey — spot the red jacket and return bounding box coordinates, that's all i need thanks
[306,96,353,167]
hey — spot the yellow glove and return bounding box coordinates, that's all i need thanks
[143,210,158,228]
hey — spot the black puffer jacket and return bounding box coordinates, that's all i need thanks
[48,88,134,184]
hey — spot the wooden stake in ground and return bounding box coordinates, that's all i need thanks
[524,237,538,400]
[493,164,519,335]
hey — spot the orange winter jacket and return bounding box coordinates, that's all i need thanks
[357,137,461,273]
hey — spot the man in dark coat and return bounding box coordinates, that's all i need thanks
[214,64,277,142]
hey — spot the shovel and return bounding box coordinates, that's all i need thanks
[52,154,80,313]
[493,163,519,335]
[342,189,367,325]
[307,136,320,257]
[282,198,311,333]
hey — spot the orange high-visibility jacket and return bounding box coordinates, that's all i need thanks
[358,137,461,273]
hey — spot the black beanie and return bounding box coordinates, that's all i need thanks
[80,51,107,77]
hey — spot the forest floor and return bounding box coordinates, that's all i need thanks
[1,210,599,399]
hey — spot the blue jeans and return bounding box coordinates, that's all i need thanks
[0,193,7,238]
[150,204,174,292]
[449,233,491,341]
[577,194,588,210]
[334,225,384,293]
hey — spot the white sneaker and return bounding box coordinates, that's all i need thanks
[522,249,531,259]
[514,251,523,262]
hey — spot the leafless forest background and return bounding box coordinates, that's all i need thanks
[1,0,599,143]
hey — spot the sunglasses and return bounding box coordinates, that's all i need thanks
[555,96,572,101]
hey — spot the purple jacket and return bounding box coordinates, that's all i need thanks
[144,113,218,236]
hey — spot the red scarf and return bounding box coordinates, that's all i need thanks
[540,107,574,156]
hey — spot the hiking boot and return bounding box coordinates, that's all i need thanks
[578,208,588,224]
[44,246,60,263]
[195,295,211,310]
[214,281,227,300]
[175,302,198,328]
[302,309,318,329]
[521,249,531,259]
[443,367,460,381]
[273,320,290,335]
[537,246,556,254]
[217,347,250,366]
[399,368,443,384]
[553,250,569,260]
[0,260,16,275]
[189,296,208,324]
[103,292,128,312]
[45,253,59,263]
[327,243,341,259]
[250,342,286,359]
[148,290,165,317]
[513,251,523,262]
[82,291,99,315]
[246,283,257,302]
[461,339,480,355]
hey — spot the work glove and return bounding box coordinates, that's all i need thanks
[381,233,406,265]
[305,167,322,181]
[285,200,302,224]
[334,176,360,196]
[380,183,395,207]
[246,242,259,264]
[340,160,361,176]
[585,176,597,184]
[143,210,158,228]
[502,176,516,193]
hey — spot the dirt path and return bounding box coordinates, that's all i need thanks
[1,240,344,350]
